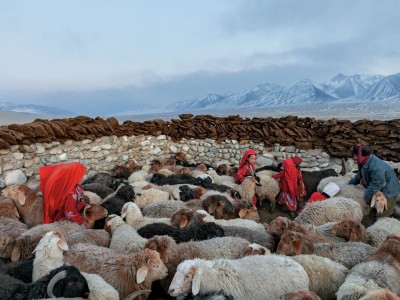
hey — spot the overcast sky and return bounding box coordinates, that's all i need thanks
[1,0,399,116]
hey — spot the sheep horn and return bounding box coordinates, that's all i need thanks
[47,270,67,297]
[123,289,152,300]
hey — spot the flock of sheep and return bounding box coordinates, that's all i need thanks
[0,153,400,300]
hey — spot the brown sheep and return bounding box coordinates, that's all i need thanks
[1,184,42,228]
[83,203,109,228]
[368,233,400,262]
[332,219,375,246]
[241,243,271,257]
[228,166,238,177]
[64,243,167,299]
[0,216,27,258]
[276,231,315,256]
[0,199,20,220]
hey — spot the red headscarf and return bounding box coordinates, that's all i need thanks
[291,156,302,166]
[238,149,257,170]
[40,162,87,224]
[282,158,300,200]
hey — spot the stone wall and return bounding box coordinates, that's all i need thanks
[1,114,399,161]
[0,134,344,188]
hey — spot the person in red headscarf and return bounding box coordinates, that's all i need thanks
[272,158,303,217]
[235,149,258,205]
[40,162,89,226]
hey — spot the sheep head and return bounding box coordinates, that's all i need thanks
[33,230,68,253]
[276,231,304,256]
[279,290,321,300]
[83,204,108,225]
[0,199,20,219]
[238,206,260,222]
[268,216,292,238]
[371,191,387,214]
[135,249,168,285]
[1,184,37,206]
[144,235,175,264]
[332,220,363,242]
[170,208,195,228]
[241,243,270,257]
[376,233,400,262]
[168,259,200,297]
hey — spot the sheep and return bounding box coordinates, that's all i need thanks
[371,191,388,214]
[0,257,34,283]
[332,220,376,246]
[336,234,400,300]
[82,203,109,228]
[171,184,196,201]
[150,173,204,187]
[301,168,338,201]
[276,231,377,269]
[168,255,310,299]
[194,210,265,233]
[30,229,117,300]
[176,291,234,300]
[222,225,275,250]
[121,202,171,230]
[134,188,170,208]
[240,243,271,257]
[0,216,27,258]
[127,164,152,184]
[359,288,400,300]
[290,254,348,300]
[206,169,235,185]
[82,182,115,199]
[236,176,258,205]
[254,171,280,212]
[83,190,103,204]
[317,174,370,215]
[1,183,43,228]
[137,221,225,243]
[366,217,400,247]
[144,235,251,291]
[106,214,147,254]
[82,171,114,187]
[11,221,110,261]
[95,183,135,228]
[64,243,168,299]
[279,290,321,300]
[295,197,363,226]
[32,230,68,281]
[142,200,188,218]
[0,265,90,300]
[0,198,20,219]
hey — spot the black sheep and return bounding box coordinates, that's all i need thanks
[0,257,34,283]
[0,265,89,300]
[82,182,115,199]
[301,169,338,201]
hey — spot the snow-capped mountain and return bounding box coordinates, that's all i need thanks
[0,102,75,116]
[166,73,400,112]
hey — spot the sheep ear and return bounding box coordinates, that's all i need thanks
[120,206,127,219]
[207,203,217,214]
[293,239,302,255]
[349,226,360,241]
[179,215,189,228]
[238,209,247,218]
[136,266,148,284]
[57,238,69,251]
[370,195,376,208]
[18,191,26,205]
[11,247,21,262]
[191,268,202,295]
[84,209,95,224]
[384,200,388,210]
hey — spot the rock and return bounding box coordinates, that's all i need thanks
[4,169,27,185]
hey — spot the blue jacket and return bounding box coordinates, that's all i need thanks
[349,155,400,204]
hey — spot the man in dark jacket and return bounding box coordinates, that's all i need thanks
[349,144,400,218]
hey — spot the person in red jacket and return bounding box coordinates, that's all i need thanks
[235,149,258,205]
[272,158,302,217]
[300,182,340,213]
[40,162,90,227]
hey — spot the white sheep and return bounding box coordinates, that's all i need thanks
[195,210,265,233]
[142,200,187,218]
[168,255,310,299]
[121,202,171,230]
[366,217,400,247]
[127,164,152,184]
[32,230,119,300]
[295,197,363,226]
[206,169,235,185]
[134,188,170,208]
[317,174,370,215]
[32,230,68,282]
[106,214,147,254]
[291,254,348,300]
[254,171,280,211]
[83,190,103,205]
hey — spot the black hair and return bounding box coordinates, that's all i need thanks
[353,145,372,156]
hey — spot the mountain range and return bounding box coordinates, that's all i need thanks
[0,102,75,116]
[166,73,400,112]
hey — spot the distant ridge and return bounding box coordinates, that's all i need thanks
[166,73,393,112]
